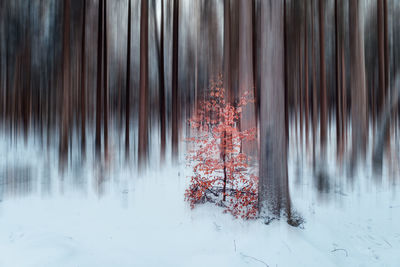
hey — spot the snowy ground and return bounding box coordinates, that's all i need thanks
[0,129,399,267]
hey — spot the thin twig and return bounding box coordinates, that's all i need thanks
[331,248,348,257]
[240,253,269,267]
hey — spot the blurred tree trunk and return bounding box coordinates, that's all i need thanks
[223,0,231,104]
[259,0,291,222]
[304,0,309,150]
[159,0,166,163]
[60,0,70,168]
[350,0,367,172]
[138,0,149,169]
[312,0,317,168]
[103,0,109,160]
[152,0,166,163]
[335,0,341,158]
[125,0,131,159]
[81,0,86,156]
[319,0,327,152]
[171,0,179,162]
[95,0,103,158]
[378,0,385,113]
[238,0,256,158]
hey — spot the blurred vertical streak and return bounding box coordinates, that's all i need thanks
[81,0,87,157]
[125,0,131,160]
[96,0,103,158]
[59,0,71,170]
[104,0,109,161]
[138,0,149,169]
[319,0,327,153]
[171,0,179,162]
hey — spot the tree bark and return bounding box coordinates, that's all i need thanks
[238,0,256,158]
[171,0,179,162]
[349,0,367,171]
[378,0,385,113]
[259,0,291,220]
[125,0,131,159]
[81,0,86,156]
[60,0,71,168]
[103,0,109,160]
[319,0,327,151]
[312,0,317,168]
[304,0,309,150]
[138,0,149,169]
[95,0,103,158]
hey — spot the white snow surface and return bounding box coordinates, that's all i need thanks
[0,130,399,267]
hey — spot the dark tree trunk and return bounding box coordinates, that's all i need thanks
[95,0,103,158]
[125,0,131,159]
[60,0,71,168]
[159,0,166,163]
[103,0,109,160]
[238,0,256,157]
[171,0,179,162]
[349,0,367,172]
[312,0,317,168]
[304,0,309,150]
[335,0,341,157]
[378,0,385,113]
[138,0,149,169]
[259,0,291,221]
[81,0,86,156]
[319,0,327,152]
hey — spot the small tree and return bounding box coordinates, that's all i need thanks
[185,77,258,219]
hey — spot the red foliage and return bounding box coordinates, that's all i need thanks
[185,76,258,219]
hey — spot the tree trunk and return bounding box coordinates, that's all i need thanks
[304,0,309,150]
[238,0,256,158]
[103,0,109,160]
[171,0,179,162]
[125,0,131,159]
[350,0,367,172]
[378,0,385,113]
[259,0,291,221]
[319,0,327,152]
[60,0,70,169]
[81,0,86,156]
[223,0,231,104]
[159,0,166,163]
[312,0,317,168]
[138,0,149,169]
[95,0,103,158]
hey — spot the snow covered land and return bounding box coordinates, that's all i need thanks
[0,130,399,267]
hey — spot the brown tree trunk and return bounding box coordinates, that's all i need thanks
[223,0,231,104]
[125,0,131,159]
[103,0,109,160]
[341,40,347,155]
[350,0,367,172]
[378,0,385,113]
[238,0,256,158]
[319,0,327,152]
[152,0,166,163]
[138,0,149,169]
[304,0,309,150]
[335,0,341,158]
[81,0,86,156]
[60,0,71,168]
[259,0,291,222]
[159,0,166,163]
[312,0,317,168]
[95,0,103,158]
[171,0,179,162]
